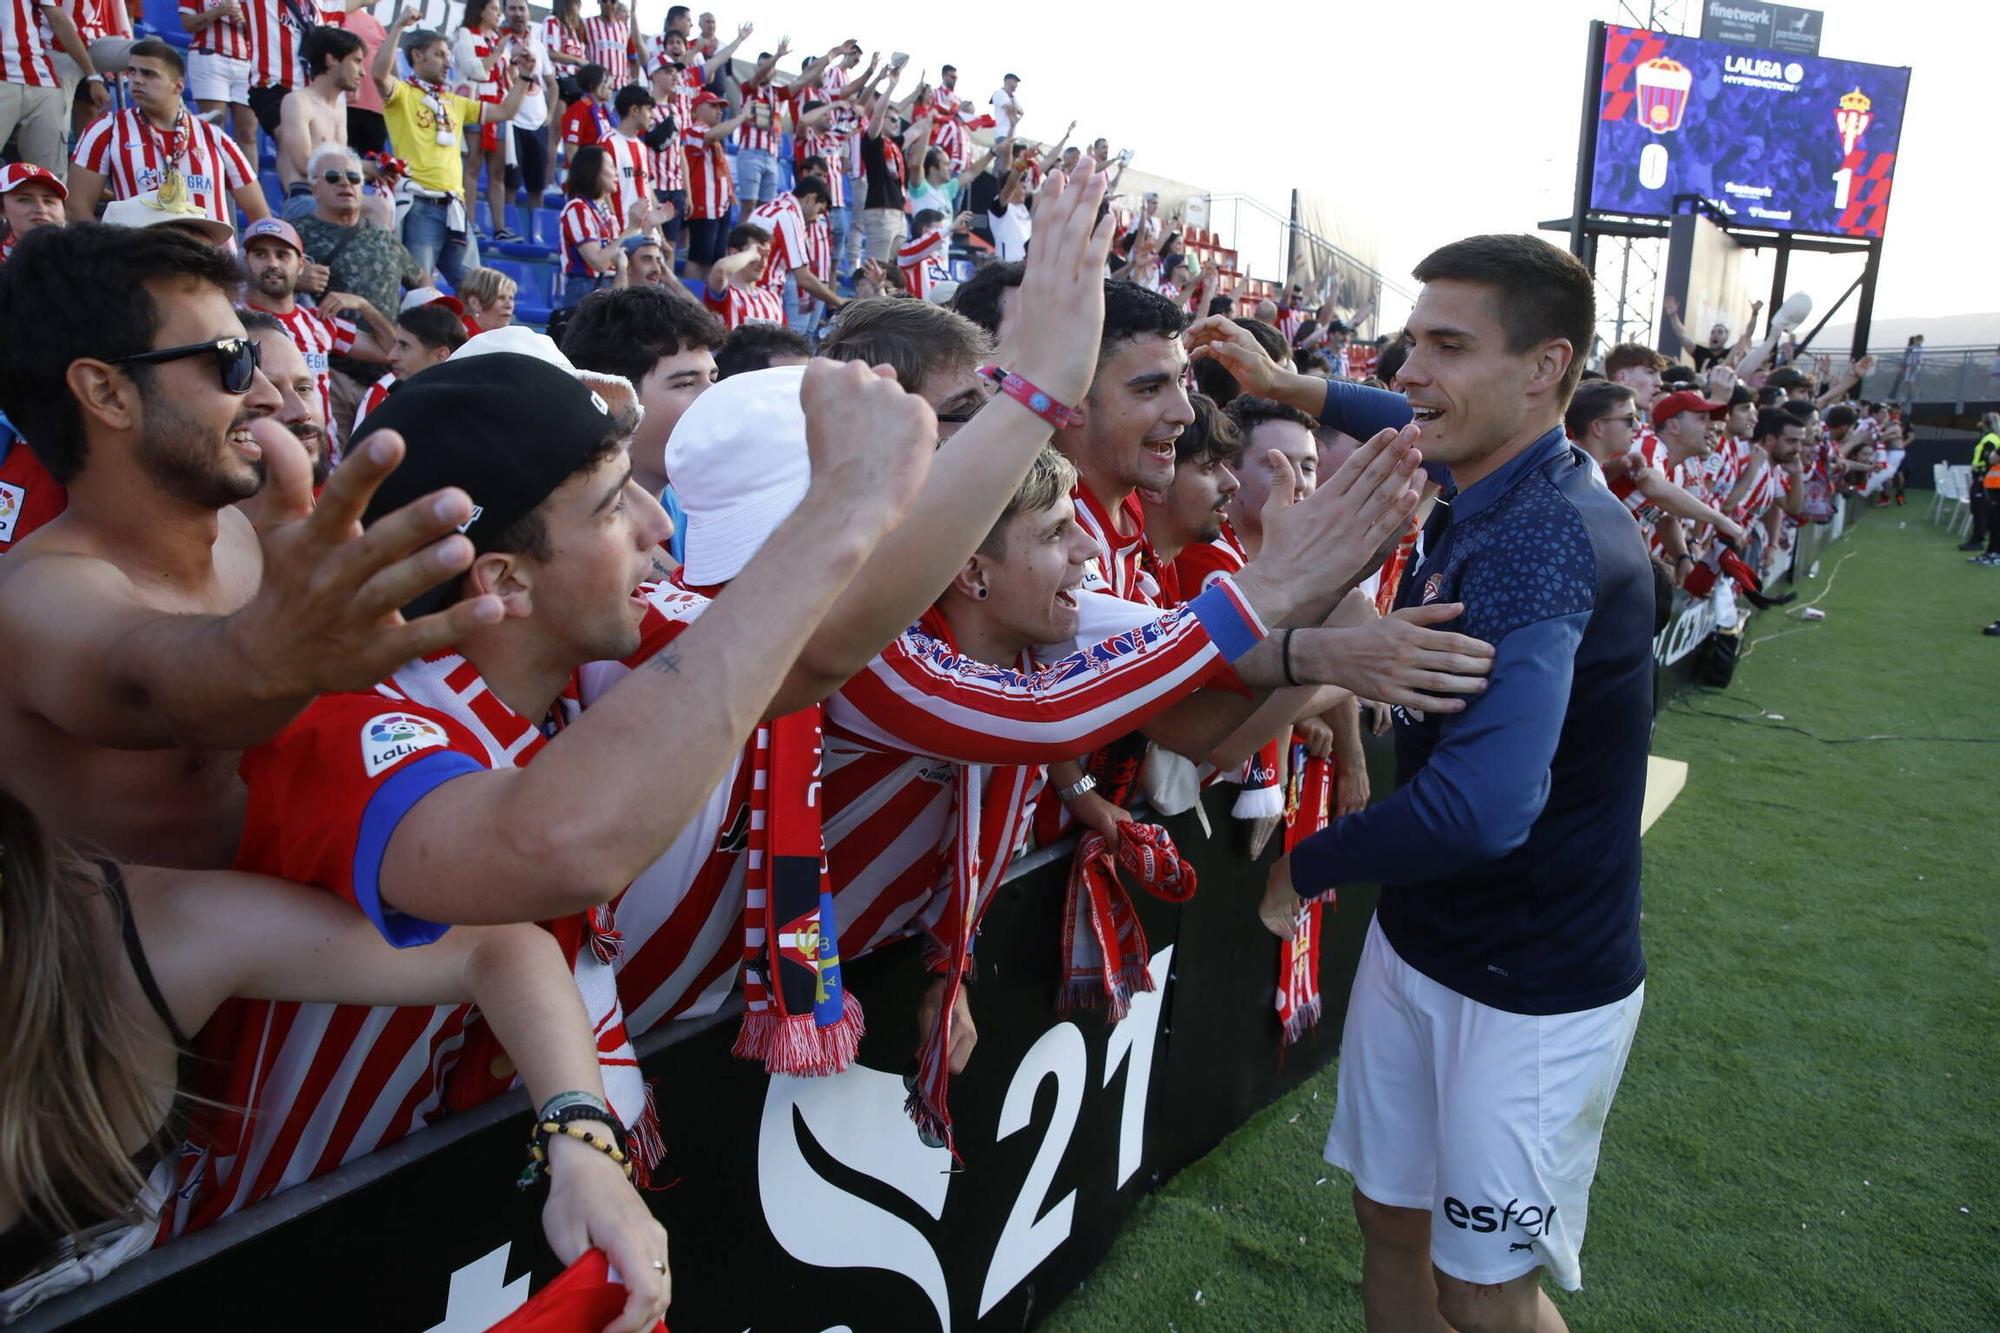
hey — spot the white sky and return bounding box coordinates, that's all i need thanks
[632,0,1991,335]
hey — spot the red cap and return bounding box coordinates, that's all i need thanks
[691,90,726,110]
[1650,388,1728,428]
[0,162,67,201]
[241,216,305,254]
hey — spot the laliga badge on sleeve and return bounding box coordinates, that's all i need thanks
[361,711,451,777]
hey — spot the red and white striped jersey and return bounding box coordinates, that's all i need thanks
[897,227,949,303]
[805,210,832,296]
[748,191,809,294]
[1704,435,1748,499]
[597,578,1267,1035]
[647,100,683,192]
[1072,482,1162,606]
[180,0,249,60]
[796,119,849,209]
[452,25,506,103]
[253,302,355,443]
[356,371,393,427]
[1169,523,1248,604]
[559,195,617,276]
[169,655,646,1238]
[1276,305,1305,345]
[927,88,968,170]
[733,80,785,155]
[603,130,650,235]
[543,15,584,64]
[703,281,784,330]
[2,0,58,86]
[245,0,333,89]
[64,0,116,42]
[580,13,628,75]
[71,107,253,226]
[1735,454,1791,522]
[681,123,731,219]
[578,583,752,1034]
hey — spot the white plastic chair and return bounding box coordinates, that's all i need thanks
[1946,465,1974,537]
[1929,462,1950,524]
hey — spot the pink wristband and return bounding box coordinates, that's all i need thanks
[978,365,1083,429]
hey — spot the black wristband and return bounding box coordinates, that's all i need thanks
[1281,628,1300,687]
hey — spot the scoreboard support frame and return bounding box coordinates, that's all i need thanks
[1549,19,1894,362]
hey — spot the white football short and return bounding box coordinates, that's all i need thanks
[188,51,251,105]
[1325,915,1643,1290]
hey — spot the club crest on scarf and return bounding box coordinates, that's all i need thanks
[733,709,864,1077]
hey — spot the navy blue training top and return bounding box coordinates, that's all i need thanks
[1293,379,1653,1016]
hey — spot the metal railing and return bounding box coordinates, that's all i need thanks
[1846,346,2000,408]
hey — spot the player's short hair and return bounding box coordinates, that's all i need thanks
[613,83,655,118]
[820,297,993,396]
[1226,394,1319,436]
[127,36,186,78]
[401,27,449,57]
[949,259,1026,337]
[978,445,1076,559]
[1413,234,1595,396]
[300,25,362,77]
[1780,399,1819,426]
[574,61,607,94]
[1755,407,1803,442]
[561,285,725,387]
[398,303,469,352]
[792,175,831,206]
[1603,345,1668,379]
[727,221,769,251]
[0,222,242,483]
[1825,404,1858,430]
[714,322,811,379]
[235,307,285,338]
[1179,392,1244,466]
[910,208,945,234]
[1564,379,1636,439]
[1100,279,1190,366]
[1193,318,1289,409]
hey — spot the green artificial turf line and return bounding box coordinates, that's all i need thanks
[1044,512,2000,1333]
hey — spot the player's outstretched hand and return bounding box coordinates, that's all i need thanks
[540,1130,670,1333]
[1259,854,1314,938]
[1234,426,1423,624]
[1183,314,1287,398]
[1297,603,1494,715]
[227,430,504,701]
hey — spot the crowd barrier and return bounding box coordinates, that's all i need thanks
[22,503,1858,1331]
[20,765,1396,1332]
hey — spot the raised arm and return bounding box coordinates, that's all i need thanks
[375,362,937,923]
[0,433,499,750]
[373,6,417,101]
[1636,470,1745,545]
[708,19,752,71]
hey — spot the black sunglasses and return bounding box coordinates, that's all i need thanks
[1599,413,1641,428]
[321,169,363,185]
[109,336,262,394]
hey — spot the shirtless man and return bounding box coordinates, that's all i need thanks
[0,222,500,869]
[276,25,365,215]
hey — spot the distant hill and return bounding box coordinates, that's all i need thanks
[1815,312,2000,352]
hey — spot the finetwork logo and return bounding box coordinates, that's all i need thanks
[362,711,450,776]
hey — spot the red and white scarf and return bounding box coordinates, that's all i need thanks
[1058,821,1196,1022]
[908,757,1038,1159]
[731,705,865,1076]
[1277,740,1333,1047]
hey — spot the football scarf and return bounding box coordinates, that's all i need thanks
[1058,820,1196,1023]
[487,1250,666,1332]
[908,757,1038,1160]
[1277,738,1333,1047]
[732,705,865,1077]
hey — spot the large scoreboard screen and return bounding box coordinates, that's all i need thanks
[1587,23,1910,238]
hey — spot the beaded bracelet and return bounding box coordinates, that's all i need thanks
[517,1109,634,1190]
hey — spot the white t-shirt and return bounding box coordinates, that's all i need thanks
[504,29,554,133]
[989,200,1031,261]
[989,88,1021,137]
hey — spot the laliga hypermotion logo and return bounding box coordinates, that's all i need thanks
[1835,87,1873,155]
[1632,56,1692,135]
